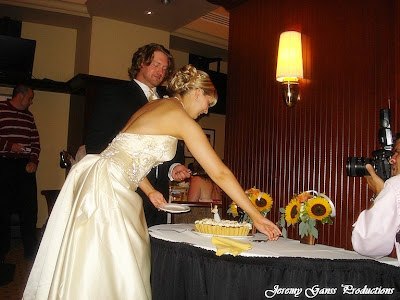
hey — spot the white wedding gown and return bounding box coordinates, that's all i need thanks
[23,133,177,300]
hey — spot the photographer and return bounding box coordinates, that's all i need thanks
[352,133,400,264]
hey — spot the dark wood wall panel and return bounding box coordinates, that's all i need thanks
[224,0,400,251]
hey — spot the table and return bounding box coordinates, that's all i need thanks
[149,224,400,300]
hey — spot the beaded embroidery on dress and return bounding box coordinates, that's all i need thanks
[101,133,177,187]
[23,133,177,300]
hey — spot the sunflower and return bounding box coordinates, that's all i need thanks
[306,197,332,220]
[285,198,300,225]
[228,201,238,216]
[245,188,260,207]
[245,188,273,214]
[255,193,273,213]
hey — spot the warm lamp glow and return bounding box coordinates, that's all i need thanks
[276,31,303,81]
[276,31,303,107]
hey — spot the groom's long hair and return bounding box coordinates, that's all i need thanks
[128,43,175,81]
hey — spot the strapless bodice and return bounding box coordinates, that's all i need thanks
[100,133,177,187]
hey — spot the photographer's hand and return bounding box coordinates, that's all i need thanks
[364,164,384,196]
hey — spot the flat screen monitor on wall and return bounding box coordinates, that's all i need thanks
[0,34,36,82]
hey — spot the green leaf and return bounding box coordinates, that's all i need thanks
[244,214,252,224]
[282,227,287,239]
[279,207,286,213]
[227,207,237,217]
[311,226,318,239]
[299,222,307,237]
[300,213,308,223]
[321,217,333,225]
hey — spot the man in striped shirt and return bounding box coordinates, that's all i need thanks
[0,84,40,262]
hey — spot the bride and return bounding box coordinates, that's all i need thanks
[23,65,281,299]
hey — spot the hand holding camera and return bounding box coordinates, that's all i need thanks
[346,108,393,181]
[363,164,384,196]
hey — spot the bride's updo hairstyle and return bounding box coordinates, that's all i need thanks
[167,64,218,107]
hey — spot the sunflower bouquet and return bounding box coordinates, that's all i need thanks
[278,190,335,239]
[227,187,273,224]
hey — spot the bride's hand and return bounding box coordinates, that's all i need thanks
[148,191,167,209]
[254,217,282,241]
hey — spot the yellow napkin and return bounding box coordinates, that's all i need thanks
[211,236,253,256]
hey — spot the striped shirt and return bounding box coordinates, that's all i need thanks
[0,100,40,164]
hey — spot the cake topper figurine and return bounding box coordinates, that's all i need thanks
[211,204,221,222]
[237,207,246,223]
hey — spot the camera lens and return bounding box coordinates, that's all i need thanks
[346,157,373,177]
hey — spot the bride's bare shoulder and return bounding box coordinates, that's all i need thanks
[155,97,189,117]
[122,98,191,134]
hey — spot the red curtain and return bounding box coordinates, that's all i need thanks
[223,0,400,254]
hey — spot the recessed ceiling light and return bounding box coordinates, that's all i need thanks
[145,11,153,15]
[161,0,171,4]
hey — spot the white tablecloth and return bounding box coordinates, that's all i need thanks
[149,223,399,266]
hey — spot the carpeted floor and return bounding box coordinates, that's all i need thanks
[0,233,39,300]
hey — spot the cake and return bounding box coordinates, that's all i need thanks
[194,218,252,236]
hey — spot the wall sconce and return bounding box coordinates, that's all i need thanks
[276,31,303,107]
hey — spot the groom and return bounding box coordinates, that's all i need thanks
[85,43,190,226]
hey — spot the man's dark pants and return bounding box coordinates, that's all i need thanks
[0,157,38,259]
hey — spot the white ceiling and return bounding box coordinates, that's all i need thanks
[0,0,229,58]
[86,0,221,32]
[0,0,229,37]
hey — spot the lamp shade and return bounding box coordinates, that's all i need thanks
[276,31,303,82]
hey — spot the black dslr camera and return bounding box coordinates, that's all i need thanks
[346,108,393,181]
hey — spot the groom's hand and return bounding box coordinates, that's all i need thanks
[171,165,191,182]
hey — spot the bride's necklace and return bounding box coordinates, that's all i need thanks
[173,96,185,110]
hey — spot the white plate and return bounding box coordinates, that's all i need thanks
[191,229,254,239]
[159,203,190,213]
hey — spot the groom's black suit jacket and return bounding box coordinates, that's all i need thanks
[85,80,184,226]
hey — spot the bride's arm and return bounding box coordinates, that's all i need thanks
[139,178,167,208]
[177,118,282,240]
